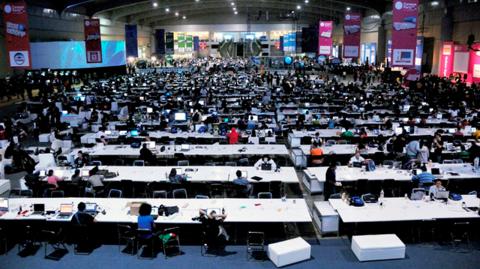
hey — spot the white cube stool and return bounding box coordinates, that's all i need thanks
[38,133,50,143]
[268,237,311,267]
[351,234,405,262]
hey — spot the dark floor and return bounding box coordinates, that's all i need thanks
[1,238,479,269]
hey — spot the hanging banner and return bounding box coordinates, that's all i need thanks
[318,21,333,56]
[84,19,102,63]
[279,36,284,52]
[155,29,165,55]
[391,0,418,67]
[3,1,31,68]
[453,44,469,74]
[165,32,174,54]
[468,43,480,83]
[439,41,454,78]
[343,12,361,58]
[193,36,200,51]
[125,25,138,57]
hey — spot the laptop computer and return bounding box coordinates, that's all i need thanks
[431,168,440,175]
[58,204,73,217]
[84,203,97,214]
[435,190,449,200]
[32,204,45,215]
[261,163,272,171]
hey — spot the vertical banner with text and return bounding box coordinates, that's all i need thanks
[84,19,102,63]
[343,13,361,58]
[439,41,454,78]
[193,36,200,51]
[318,21,333,56]
[155,29,165,55]
[125,25,138,57]
[391,0,418,68]
[165,32,174,55]
[2,1,31,68]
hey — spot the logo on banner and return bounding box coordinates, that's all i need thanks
[6,22,26,37]
[9,51,29,67]
[345,14,360,20]
[395,1,417,10]
[3,4,25,14]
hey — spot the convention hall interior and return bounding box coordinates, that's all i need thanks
[1,0,480,268]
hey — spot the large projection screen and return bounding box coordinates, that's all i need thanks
[31,40,126,69]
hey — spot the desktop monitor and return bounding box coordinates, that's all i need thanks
[33,203,45,213]
[81,169,90,177]
[143,141,156,149]
[174,112,187,121]
[0,199,8,211]
[146,107,153,113]
[130,130,139,137]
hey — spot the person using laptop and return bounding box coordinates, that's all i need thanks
[168,168,187,183]
[74,151,88,168]
[348,151,365,167]
[232,170,252,197]
[412,165,436,188]
[139,143,155,165]
[254,155,277,171]
[47,169,63,188]
[87,174,104,192]
[72,202,96,225]
[310,142,324,166]
[71,169,82,184]
[429,179,446,198]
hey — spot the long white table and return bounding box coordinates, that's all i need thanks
[49,165,300,183]
[68,144,290,159]
[0,198,311,223]
[300,144,381,156]
[305,163,480,183]
[329,195,480,223]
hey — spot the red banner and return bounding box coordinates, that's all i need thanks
[2,1,31,68]
[318,21,333,56]
[468,43,480,84]
[391,0,418,67]
[343,13,361,58]
[439,41,454,78]
[84,19,102,63]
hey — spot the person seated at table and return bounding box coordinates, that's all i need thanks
[47,169,63,188]
[72,202,96,225]
[428,179,446,198]
[87,174,104,192]
[348,151,365,167]
[327,117,335,129]
[340,128,354,138]
[312,132,322,144]
[246,116,256,130]
[453,127,464,138]
[139,143,155,165]
[324,161,340,200]
[254,155,277,170]
[232,170,252,197]
[405,139,421,160]
[137,203,158,241]
[411,165,435,187]
[168,168,187,183]
[310,142,324,165]
[74,151,88,168]
[71,169,82,184]
[226,127,239,144]
[198,208,229,253]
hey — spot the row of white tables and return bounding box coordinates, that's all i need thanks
[328,195,480,223]
[0,198,311,224]
[50,165,300,183]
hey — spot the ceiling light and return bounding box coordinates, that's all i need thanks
[296,5,301,10]
[234,11,238,15]
[346,7,351,11]
[152,1,158,7]
[431,1,439,6]
[231,2,235,6]
[182,15,186,19]
[175,12,179,16]
[233,7,236,10]
[305,0,309,3]
[165,8,170,12]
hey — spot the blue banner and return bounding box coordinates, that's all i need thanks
[155,29,165,55]
[193,36,199,51]
[279,36,284,52]
[125,25,138,57]
[165,32,174,55]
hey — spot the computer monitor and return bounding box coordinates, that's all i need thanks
[251,115,259,122]
[402,105,410,112]
[435,190,449,200]
[119,130,127,136]
[62,110,68,115]
[146,107,153,113]
[39,170,46,177]
[59,204,73,216]
[105,130,112,135]
[181,144,190,151]
[0,199,8,211]
[81,169,90,177]
[198,100,205,105]
[174,112,187,121]
[139,96,145,101]
[33,204,45,213]
[84,203,97,213]
[54,169,65,177]
[436,113,442,119]
[130,130,139,137]
[448,128,456,134]
[143,141,156,149]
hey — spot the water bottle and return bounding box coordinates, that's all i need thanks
[380,189,384,200]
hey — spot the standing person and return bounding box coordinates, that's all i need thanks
[418,140,430,165]
[227,127,239,144]
[431,133,444,163]
[324,162,339,200]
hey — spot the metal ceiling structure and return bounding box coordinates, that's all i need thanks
[26,0,388,25]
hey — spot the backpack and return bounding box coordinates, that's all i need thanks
[350,196,364,207]
[366,159,376,171]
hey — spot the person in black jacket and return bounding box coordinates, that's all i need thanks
[324,161,338,200]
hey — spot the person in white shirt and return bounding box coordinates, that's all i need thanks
[348,151,365,166]
[254,155,277,171]
[429,179,446,198]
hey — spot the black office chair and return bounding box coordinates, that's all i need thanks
[257,192,273,199]
[225,161,237,166]
[269,181,284,198]
[152,190,168,199]
[108,189,123,198]
[18,225,41,257]
[72,224,93,255]
[136,228,156,259]
[42,228,68,260]
[114,159,125,166]
[246,231,265,260]
[177,160,190,166]
[51,190,65,198]
[9,189,33,198]
[0,227,8,255]
[195,194,209,199]
[172,188,187,199]
[159,227,181,258]
[117,224,136,255]
[209,183,224,198]
[238,158,249,166]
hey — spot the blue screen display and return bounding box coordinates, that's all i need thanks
[31,40,126,69]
